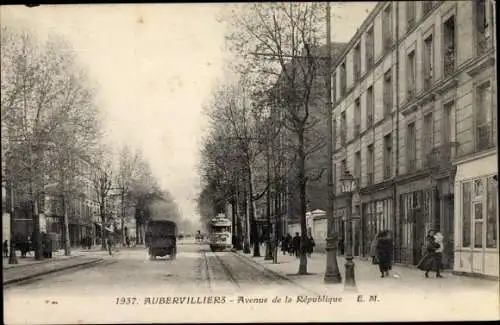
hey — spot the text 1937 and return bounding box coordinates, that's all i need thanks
[115,297,138,305]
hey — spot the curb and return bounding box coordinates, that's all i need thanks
[3,255,82,270]
[232,251,321,295]
[3,258,104,285]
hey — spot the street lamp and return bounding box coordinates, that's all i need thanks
[339,170,358,290]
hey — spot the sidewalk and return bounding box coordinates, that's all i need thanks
[236,244,498,295]
[3,248,109,285]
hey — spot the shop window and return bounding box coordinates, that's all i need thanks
[486,177,498,248]
[462,182,472,247]
[473,203,484,248]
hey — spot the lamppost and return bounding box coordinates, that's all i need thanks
[339,170,358,290]
[323,1,342,284]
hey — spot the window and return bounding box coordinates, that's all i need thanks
[354,151,361,180]
[365,27,374,70]
[354,98,361,136]
[474,202,483,248]
[384,133,392,179]
[442,100,453,145]
[407,50,416,99]
[422,113,433,167]
[332,72,337,103]
[422,1,433,16]
[406,122,416,170]
[407,2,415,30]
[341,159,347,175]
[462,182,472,247]
[354,43,361,81]
[332,118,337,150]
[366,86,374,128]
[476,81,493,151]
[341,111,347,146]
[486,177,497,248]
[383,69,392,116]
[340,63,346,96]
[475,0,492,55]
[383,5,393,51]
[367,144,374,185]
[443,16,456,77]
[423,34,434,90]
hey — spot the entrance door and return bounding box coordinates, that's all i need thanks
[412,208,426,265]
[471,201,485,273]
[441,195,455,269]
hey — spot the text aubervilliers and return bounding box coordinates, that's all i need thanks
[139,295,345,305]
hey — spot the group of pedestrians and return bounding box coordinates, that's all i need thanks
[369,229,445,278]
[280,232,315,258]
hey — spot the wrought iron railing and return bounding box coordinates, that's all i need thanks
[444,47,455,77]
[477,33,491,56]
[425,142,457,169]
[476,124,495,151]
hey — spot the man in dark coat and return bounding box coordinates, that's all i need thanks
[292,232,301,258]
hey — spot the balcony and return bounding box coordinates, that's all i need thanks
[476,124,496,151]
[444,47,456,77]
[425,142,458,170]
[383,36,392,52]
[423,73,433,91]
[384,165,391,179]
[477,33,492,56]
[366,53,374,70]
[366,172,374,185]
[354,124,360,137]
[367,115,373,128]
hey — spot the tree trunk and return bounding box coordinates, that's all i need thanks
[243,187,251,254]
[248,166,260,257]
[298,128,308,275]
[100,206,106,250]
[63,195,71,256]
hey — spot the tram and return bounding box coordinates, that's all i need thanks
[208,214,232,251]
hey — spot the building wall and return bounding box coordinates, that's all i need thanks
[328,1,497,272]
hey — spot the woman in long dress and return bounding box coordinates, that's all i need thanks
[417,230,443,278]
[376,230,393,278]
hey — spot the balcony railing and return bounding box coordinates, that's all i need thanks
[425,142,458,169]
[366,172,374,185]
[476,124,496,151]
[444,47,456,77]
[384,165,391,179]
[384,36,392,52]
[367,115,373,128]
[477,33,491,56]
[354,124,360,136]
[366,53,374,70]
[423,73,433,91]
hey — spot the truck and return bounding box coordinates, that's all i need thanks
[145,220,178,260]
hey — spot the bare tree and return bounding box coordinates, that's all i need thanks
[223,3,327,274]
[1,26,103,259]
[91,149,113,250]
[115,145,140,245]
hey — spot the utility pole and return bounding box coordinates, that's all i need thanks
[323,1,342,284]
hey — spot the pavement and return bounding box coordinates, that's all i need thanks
[236,244,499,295]
[2,247,122,285]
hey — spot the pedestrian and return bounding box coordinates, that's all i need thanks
[370,234,379,264]
[126,236,130,248]
[106,237,113,256]
[338,237,345,256]
[417,230,443,278]
[282,233,291,255]
[292,232,301,258]
[306,233,315,257]
[3,240,9,257]
[376,230,393,278]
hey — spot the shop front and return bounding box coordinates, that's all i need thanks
[454,152,498,279]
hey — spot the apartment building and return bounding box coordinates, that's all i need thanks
[331,1,497,278]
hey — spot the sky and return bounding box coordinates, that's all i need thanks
[0,3,376,223]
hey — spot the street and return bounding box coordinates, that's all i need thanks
[4,240,310,297]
